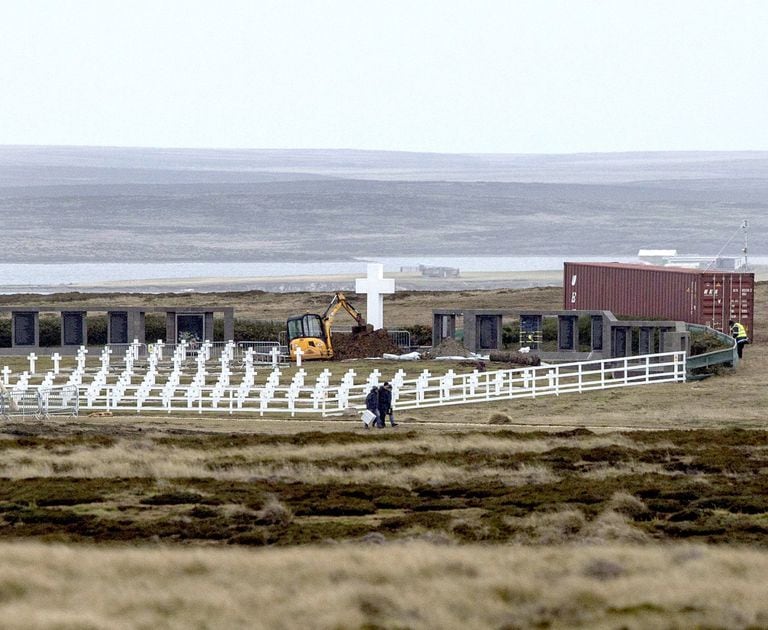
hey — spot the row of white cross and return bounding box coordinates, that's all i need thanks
[2,340,434,414]
[1,339,687,417]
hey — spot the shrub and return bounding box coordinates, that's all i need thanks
[39,315,60,347]
[401,324,432,347]
[233,320,283,342]
[489,413,512,425]
[0,318,10,347]
[502,322,519,347]
[143,314,166,343]
[690,330,730,356]
[607,491,649,518]
[87,315,107,346]
[255,496,293,527]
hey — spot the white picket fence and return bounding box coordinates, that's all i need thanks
[71,350,685,417]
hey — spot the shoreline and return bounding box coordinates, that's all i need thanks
[0,270,565,294]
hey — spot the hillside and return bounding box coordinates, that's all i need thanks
[0,147,765,263]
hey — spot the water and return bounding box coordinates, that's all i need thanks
[0,256,640,287]
[0,255,762,292]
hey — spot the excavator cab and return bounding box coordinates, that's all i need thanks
[286,313,332,360]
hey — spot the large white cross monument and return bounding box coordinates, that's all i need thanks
[355,263,395,330]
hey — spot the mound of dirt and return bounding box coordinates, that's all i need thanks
[428,337,472,358]
[488,350,541,366]
[331,329,402,360]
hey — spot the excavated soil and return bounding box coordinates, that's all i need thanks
[331,330,402,360]
[428,337,473,358]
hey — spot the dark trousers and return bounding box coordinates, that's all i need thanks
[737,339,747,359]
[380,408,395,426]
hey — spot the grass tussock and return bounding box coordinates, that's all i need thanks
[0,542,765,629]
[0,428,764,545]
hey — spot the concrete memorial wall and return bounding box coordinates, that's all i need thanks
[0,306,234,355]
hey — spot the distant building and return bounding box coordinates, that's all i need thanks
[638,249,742,270]
[399,264,461,278]
[638,249,678,264]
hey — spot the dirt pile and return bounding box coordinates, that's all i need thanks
[428,338,472,358]
[331,330,402,360]
[488,350,541,366]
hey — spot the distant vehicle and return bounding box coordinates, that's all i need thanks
[420,265,460,278]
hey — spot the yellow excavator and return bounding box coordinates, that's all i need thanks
[287,292,372,360]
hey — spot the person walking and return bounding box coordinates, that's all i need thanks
[365,385,381,429]
[729,319,749,359]
[378,382,398,427]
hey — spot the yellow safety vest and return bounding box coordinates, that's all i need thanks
[732,322,748,340]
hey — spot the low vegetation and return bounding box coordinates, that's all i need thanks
[1,542,768,629]
[0,427,766,546]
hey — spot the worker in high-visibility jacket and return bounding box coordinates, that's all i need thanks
[729,319,749,359]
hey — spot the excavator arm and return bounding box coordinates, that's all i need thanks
[322,292,366,328]
[321,292,369,357]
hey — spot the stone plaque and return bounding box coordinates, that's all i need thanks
[477,316,499,350]
[558,316,577,351]
[62,312,85,346]
[13,312,36,346]
[177,314,204,344]
[612,327,628,357]
[109,312,129,344]
[591,316,604,351]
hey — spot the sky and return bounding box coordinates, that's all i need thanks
[1,0,767,154]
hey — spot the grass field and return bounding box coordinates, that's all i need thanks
[0,284,766,628]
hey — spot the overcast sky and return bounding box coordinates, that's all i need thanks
[1,0,766,153]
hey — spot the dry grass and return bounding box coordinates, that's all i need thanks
[0,433,627,483]
[0,542,766,629]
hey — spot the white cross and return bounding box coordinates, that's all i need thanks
[51,352,62,375]
[27,352,38,375]
[270,346,280,367]
[355,263,395,331]
[1,366,11,386]
[76,348,88,371]
[294,346,303,367]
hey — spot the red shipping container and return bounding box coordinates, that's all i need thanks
[564,262,755,337]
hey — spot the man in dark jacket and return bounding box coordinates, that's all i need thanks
[365,386,380,429]
[377,382,397,427]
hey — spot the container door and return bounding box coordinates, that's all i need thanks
[727,274,754,337]
[700,274,725,332]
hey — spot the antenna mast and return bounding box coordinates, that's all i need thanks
[742,219,749,271]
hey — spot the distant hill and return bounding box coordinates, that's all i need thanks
[0,146,764,262]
